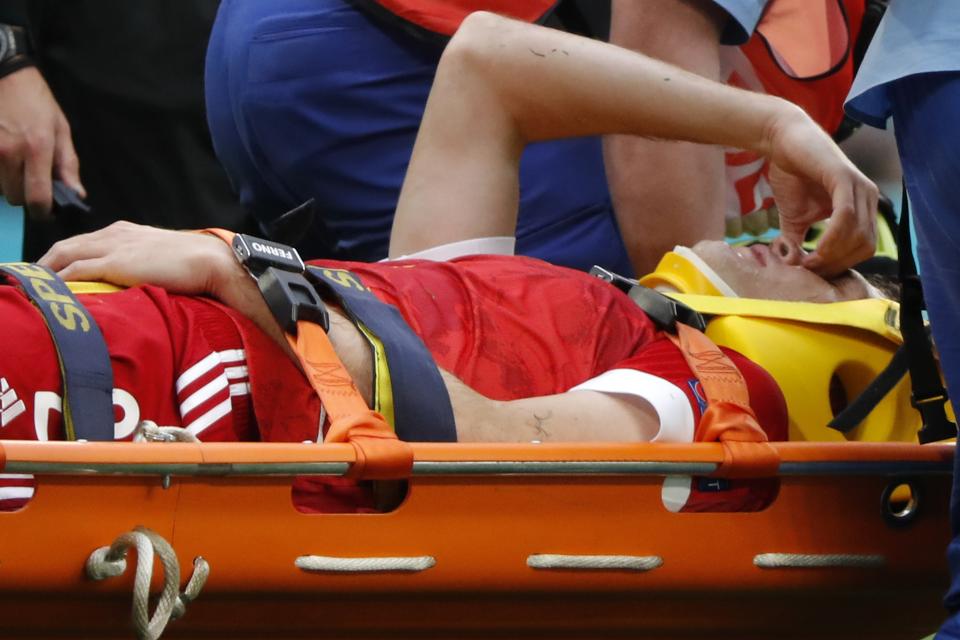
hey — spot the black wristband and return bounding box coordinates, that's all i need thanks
[0,23,34,79]
[0,53,34,80]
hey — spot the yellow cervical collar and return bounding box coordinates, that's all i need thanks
[634,249,928,444]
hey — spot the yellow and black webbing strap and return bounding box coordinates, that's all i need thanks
[0,263,114,441]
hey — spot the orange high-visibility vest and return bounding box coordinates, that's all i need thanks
[742,0,866,135]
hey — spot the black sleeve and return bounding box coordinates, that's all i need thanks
[0,1,29,27]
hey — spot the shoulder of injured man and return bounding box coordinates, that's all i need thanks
[638,249,913,443]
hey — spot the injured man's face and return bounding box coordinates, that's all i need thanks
[691,237,879,302]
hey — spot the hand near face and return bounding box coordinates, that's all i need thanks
[38,221,236,295]
[764,106,878,277]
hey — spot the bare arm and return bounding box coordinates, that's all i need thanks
[390,11,876,276]
[442,371,661,442]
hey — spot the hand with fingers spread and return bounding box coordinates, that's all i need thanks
[0,66,85,219]
[763,105,878,277]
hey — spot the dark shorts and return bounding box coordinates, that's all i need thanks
[205,0,633,273]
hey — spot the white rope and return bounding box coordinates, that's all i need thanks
[295,555,436,573]
[754,553,886,569]
[133,420,199,443]
[527,554,663,571]
[86,527,209,640]
[171,556,211,621]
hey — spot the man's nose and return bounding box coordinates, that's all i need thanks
[770,236,805,266]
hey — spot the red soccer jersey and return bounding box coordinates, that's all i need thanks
[306,255,788,513]
[0,255,786,512]
[312,255,785,432]
[0,282,307,510]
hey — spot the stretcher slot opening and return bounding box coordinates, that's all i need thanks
[292,476,408,514]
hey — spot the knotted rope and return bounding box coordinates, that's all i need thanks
[86,526,209,640]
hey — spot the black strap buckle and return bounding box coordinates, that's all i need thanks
[231,233,329,335]
[627,286,706,333]
[589,265,706,333]
[233,233,306,278]
[911,390,957,444]
[258,267,329,335]
[589,265,635,294]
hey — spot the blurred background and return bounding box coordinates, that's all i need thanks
[0,199,21,261]
[0,123,906,263]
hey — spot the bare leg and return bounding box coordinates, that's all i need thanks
[604,0,727,274]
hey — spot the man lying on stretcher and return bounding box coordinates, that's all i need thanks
[2,14,880,510]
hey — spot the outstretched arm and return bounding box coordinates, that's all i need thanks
[442,371,661,442]
[390,11,876,277]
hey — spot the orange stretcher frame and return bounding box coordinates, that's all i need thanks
[0,439,953,639]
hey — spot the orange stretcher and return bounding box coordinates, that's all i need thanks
[0,438,952,639]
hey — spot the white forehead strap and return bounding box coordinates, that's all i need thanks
[672,245,739,298]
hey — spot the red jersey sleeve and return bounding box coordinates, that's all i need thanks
[609,336,787,514]
[606,336,788,442]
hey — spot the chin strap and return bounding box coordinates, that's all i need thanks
[203,228,413,480]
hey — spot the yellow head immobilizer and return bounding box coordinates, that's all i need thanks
[640,250,948,443]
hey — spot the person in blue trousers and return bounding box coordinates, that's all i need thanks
[845,3,960,637]
[203,0,768,275]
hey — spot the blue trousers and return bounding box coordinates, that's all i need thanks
[205,0,633,273]
[886,72,960,639]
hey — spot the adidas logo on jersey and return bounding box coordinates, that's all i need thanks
[0,378,25,427]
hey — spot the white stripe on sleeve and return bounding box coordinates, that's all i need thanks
[176,352,221,393]
[180,375,229,416]
[185,398,233,436]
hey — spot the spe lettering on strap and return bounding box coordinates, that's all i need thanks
[0,263,115,441]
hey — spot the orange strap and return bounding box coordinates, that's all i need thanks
[668,323,779,478]
[203,228,413,479]
[287,321,412,478]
